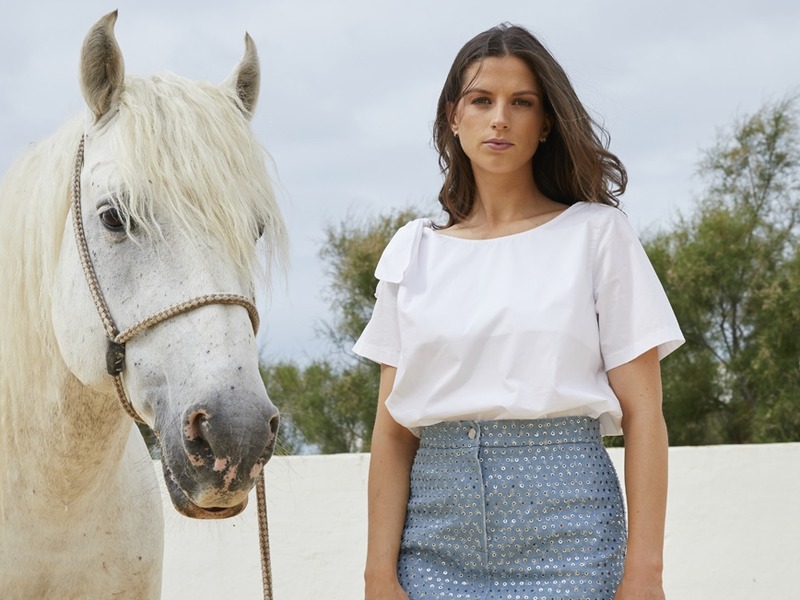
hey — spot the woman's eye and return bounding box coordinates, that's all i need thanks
[471,97,490,105]
[100,207,125,231]
[514,98,533,107]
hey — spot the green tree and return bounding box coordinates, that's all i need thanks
[263,360,379,454]
[263,208,421,454]
[645,98,800,444]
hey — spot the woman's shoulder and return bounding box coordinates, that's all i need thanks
[568,200,622,219]
[385,217,434,253]
[557,202,639,258]
[393,217,434,236]
[374,218,432,283]
[566,201,632,232]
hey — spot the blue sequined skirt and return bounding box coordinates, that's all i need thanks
[398,417,626,600]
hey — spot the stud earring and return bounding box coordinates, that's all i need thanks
[539,136,547,143]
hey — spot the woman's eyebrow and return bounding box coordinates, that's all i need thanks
[464,87,541,97]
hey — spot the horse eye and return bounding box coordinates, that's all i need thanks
[100,207,125,231]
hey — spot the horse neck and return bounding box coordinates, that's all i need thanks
[1,329,132,504]
[1,348,132,514]
[67,377,136,487]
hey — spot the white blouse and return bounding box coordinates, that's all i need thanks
[353,202,684,436]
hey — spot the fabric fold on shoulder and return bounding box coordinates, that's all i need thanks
[374,218,429,284]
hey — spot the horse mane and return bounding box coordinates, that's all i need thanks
[110,72,288,279]
[0,118,83,407]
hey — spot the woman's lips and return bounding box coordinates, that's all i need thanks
[484,138,513,151]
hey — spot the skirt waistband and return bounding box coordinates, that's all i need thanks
[418,416,601,449]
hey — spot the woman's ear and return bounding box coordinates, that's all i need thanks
[542,114,553,139]
[447,101,459,135]
[537,114,553,143]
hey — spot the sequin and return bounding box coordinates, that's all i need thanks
[398,417,626,599]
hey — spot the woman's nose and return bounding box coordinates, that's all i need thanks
[490,106,510,130]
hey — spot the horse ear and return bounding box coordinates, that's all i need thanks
[80,11,125,122]
[224,33,260,120]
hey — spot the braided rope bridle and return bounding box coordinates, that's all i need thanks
[70,136,274,598]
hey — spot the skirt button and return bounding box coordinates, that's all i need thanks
[468,427,477,440]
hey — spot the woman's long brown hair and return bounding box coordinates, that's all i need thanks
[433,24,627,227]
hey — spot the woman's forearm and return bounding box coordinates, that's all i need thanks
[621,408,668,576]
[608,348,668,598]
[365,366,419,588]
[365,422,418,580]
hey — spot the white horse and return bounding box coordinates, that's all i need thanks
[0,11,287,598]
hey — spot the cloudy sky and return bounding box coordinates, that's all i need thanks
[2,0,799,364]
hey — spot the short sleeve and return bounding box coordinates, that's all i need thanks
[352,280,401,367]
[593,210,684,370]
[352,219,429,366]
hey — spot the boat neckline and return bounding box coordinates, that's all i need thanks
[427,202,584,242]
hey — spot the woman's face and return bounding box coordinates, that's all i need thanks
[451,55,550,180]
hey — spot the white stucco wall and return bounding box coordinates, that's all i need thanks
[161,444,800,599]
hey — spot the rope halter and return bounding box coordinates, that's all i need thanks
[70,135,260,422]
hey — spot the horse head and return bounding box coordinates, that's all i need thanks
[50,11,287,519]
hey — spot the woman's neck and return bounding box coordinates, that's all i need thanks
[466,170,559,229]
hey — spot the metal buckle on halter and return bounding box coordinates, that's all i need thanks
[106,340,126,376]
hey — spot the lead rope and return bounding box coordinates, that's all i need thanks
[256,474,274,599]
[71,136,274,598]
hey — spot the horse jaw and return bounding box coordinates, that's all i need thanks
[51,209,115,394]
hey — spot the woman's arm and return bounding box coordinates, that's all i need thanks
[607,347,668,600]
[364,364,420,600]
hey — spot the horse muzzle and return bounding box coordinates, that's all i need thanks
[156,392,279,519]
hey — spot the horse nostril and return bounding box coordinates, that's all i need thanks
[269,413,280,438]
[180,404,278,479]
[185,410,210,442]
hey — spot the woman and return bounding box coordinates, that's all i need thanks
[354,23,683,600]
